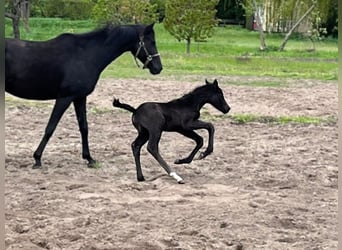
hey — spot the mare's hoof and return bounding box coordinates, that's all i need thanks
[88,161,101,169]
[178,180,185,184]
[32,164,42,169]
[137,177,145,182]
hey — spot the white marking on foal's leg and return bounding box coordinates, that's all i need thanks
[170,172,184,184]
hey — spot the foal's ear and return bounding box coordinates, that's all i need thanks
[144,23,155,35]
[213,79,218,87]
[205,79,219,86]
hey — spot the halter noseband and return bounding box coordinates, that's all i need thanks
[134,36,160,69]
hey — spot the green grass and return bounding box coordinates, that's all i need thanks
[200,111,336,125]
[5,18,338,81]
[6,94,335,125]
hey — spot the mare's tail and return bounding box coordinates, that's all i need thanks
[113,98,136,113]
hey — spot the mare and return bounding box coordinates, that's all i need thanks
[5,23,162,168]
[113,79,230,184]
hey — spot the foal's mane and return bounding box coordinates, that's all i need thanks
[170,84,213,103]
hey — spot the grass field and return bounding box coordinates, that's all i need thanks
[5,18,338,80]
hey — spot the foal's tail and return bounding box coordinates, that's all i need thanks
[113,98,136,113]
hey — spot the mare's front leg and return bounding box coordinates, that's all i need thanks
[73,97,96,167]
[33,97,73,168]
[174,130,203,164]
[189,120,215,160]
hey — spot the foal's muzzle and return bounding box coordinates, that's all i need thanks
[225,105,231,113]
[222,104,230,114]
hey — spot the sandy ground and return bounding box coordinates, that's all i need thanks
[5,77,338,249]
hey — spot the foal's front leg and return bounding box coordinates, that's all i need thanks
[174,130,203,164]
[189,120,215,160]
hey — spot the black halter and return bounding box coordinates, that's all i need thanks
[134,36,160,69]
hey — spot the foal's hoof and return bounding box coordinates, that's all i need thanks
[137,177,146,182]
[170,172,184,184]
[174,158,191,164]
[197,151,211,160]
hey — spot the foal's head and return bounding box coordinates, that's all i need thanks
[133,23,163,75]
[203,79,230,114]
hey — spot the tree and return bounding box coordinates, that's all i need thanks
[92,0,158,25]
[164,0,219,54]
[278,3,316,51]
[252,0,266,50]
[239,0,334,51]
[5,0,29,39]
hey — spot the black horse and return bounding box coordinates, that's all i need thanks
[5,23,162,168]
[113,79,230,184]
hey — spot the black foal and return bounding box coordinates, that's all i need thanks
[113,79,230,184]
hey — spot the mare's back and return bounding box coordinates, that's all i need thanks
[5,35,79,99]
[6,35,74,73]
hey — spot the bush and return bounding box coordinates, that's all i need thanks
[92,0,158,25]
[31,0,95,20]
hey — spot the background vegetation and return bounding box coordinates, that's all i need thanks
[5,18,337,81]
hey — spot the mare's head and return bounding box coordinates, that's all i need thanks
[203,79,230,114]
[132,23,163,75]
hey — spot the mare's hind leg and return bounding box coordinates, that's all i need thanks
[33,97,73,168]
[73,97,96,167]
[174,130,203,164]
[131,130,149,181]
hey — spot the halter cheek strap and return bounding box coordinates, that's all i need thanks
[134,36,160,69]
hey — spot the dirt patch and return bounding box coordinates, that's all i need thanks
[5,78,338,249]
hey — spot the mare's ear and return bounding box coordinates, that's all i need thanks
[144,23,155,35]
[213,79,218,87]
[205,79,210,85]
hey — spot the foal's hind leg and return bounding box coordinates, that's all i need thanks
[147,131,184,184]
[131,130,149,181]
[73,97,96,167]
[33,97,73,168]
[174,130,203,164]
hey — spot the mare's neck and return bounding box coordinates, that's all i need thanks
[85,26,138,73]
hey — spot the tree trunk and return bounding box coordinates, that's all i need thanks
[21,0,30,32]
[252,0,266,50]
[12,16,21,39]
[5,0,29,39]
[278,4,316,51]
[186,37,191,54]
[5,12,20,39]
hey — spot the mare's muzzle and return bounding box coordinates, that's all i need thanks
[134,39,161,74]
